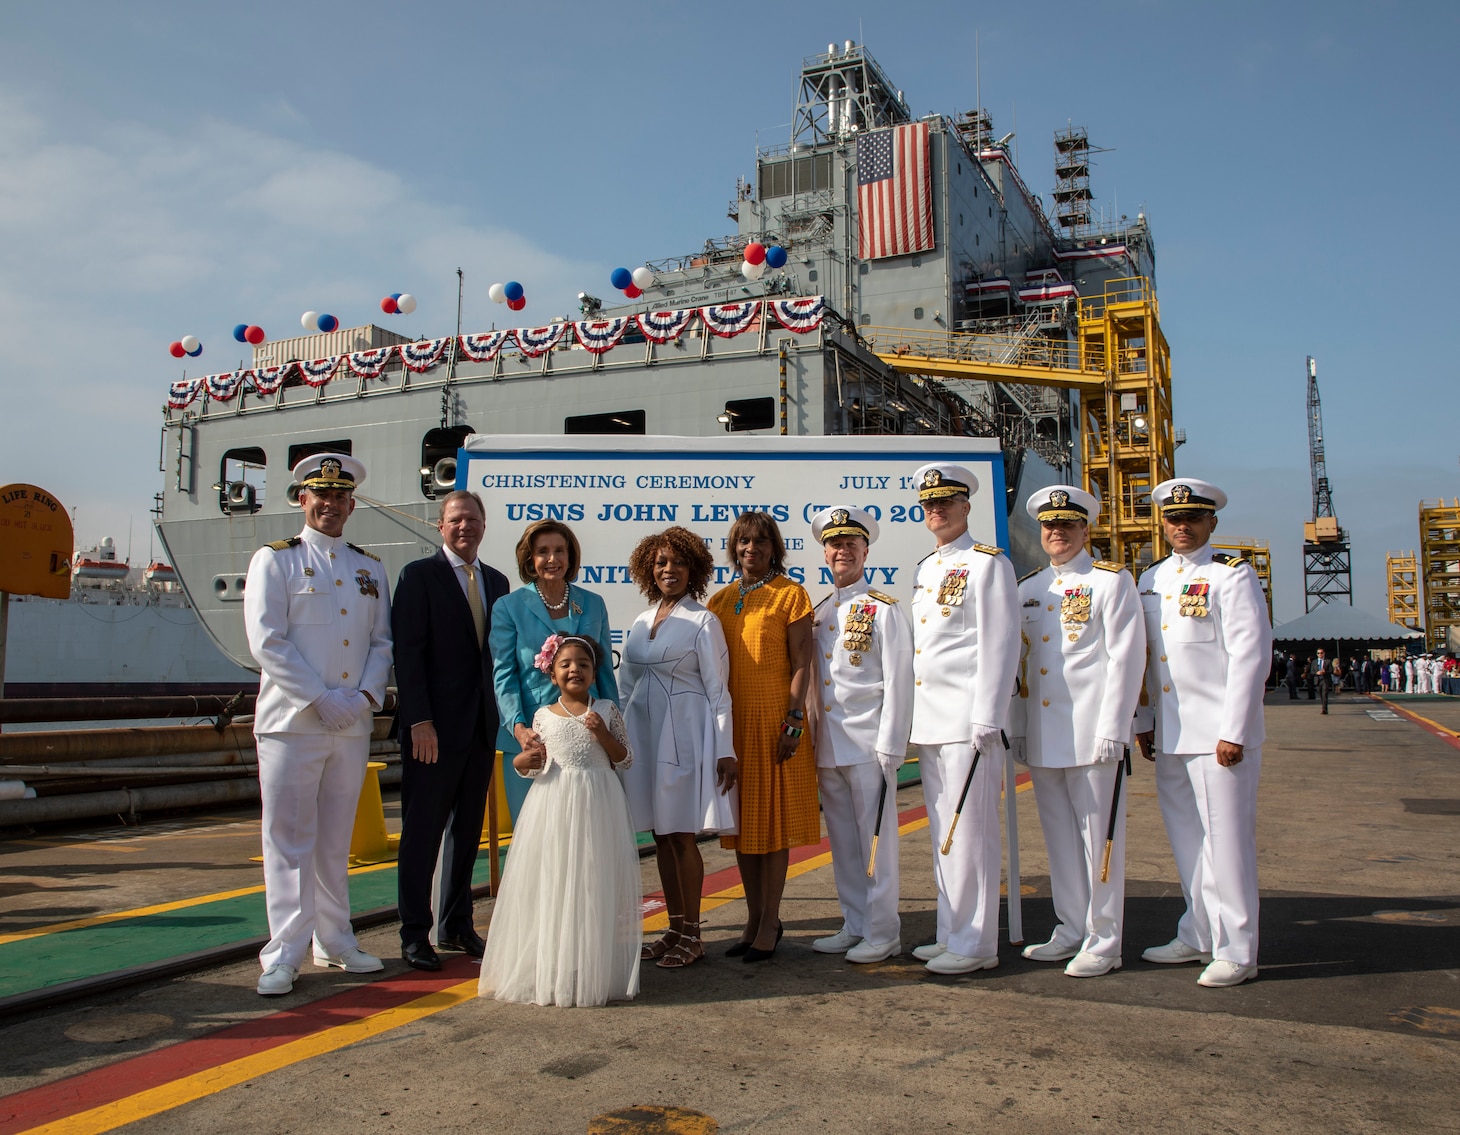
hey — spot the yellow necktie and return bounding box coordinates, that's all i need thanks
[464,563,486,646]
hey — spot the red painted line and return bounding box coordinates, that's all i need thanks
[0,959,477,1134]
[1374,695,1460,752]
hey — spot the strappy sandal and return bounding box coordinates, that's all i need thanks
[656,922,704,969]
[641,917,682,961]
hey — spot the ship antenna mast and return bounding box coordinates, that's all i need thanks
[443,267,464,426]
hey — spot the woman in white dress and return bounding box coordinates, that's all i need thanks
[619,527,738,970]
[478,634,641,1007]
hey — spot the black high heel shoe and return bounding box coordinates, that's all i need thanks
[742,922,783,964]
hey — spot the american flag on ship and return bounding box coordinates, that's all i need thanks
[856,122,933,261]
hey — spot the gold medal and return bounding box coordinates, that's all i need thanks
[848,652,863,667]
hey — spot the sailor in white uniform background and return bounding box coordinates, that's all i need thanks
[244,453,394,996]
[907,464,1020,975]
[1008,486,1145,978]
[1134,479,1272,988]
[807,507,914,964]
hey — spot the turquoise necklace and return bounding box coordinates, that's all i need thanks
[735,568,779,615]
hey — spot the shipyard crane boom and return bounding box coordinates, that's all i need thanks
[1301,356,1353,610]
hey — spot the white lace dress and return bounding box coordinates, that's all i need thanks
[478,699,642,1007]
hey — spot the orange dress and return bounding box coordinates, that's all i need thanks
[707,574,820,854]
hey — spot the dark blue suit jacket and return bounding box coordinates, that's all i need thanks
[393,550,511,759]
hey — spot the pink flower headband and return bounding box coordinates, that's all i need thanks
[534,633,598,674]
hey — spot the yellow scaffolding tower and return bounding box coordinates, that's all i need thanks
[1386,550,1420,630]
[1214,539,1272,622]
[1419,500,1460,652]
[867,277,1173,569]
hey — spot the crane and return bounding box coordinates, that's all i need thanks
[1302,356,1352,610]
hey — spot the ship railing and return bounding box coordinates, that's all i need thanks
[862,326,1096,378]
[1078,276,1155,320]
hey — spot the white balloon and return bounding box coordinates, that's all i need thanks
[396,293,417,314]
[631,266,654,290]
[488,282,507,304]
[301,311,319,331]
[180,335,200,353]
[742,259,766,281]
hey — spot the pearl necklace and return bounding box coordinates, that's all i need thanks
[535,581,571,615]
[557,696,590,719]
[735,568,779,615]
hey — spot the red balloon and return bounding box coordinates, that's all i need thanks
[380,296,399,314]
[168,341,186,358]
[623,284,642,299]
[245,325,266,345]
[745,241,767,265]
[507,296,526,312]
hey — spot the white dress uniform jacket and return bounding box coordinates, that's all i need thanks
[910,533,1020,743]
[1132,546,1272,751]
[811,580,914,768]
[245,527,393,735]
[1008,551,1145,765]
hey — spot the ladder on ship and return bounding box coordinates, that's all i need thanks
[864,277,1174,571]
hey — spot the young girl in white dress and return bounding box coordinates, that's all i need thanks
[478,634,641,1007]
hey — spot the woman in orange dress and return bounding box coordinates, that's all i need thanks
[706,512,818,962]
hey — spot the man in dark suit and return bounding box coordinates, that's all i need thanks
[392,490,510,970]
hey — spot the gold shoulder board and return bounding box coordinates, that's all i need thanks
[867,588,898,604]
[972,542,1003,556]
[265,537,300,551]
[347,542,382,562]
[1212,552,1247,569]
[1092,560,1124,573]
[1016,567,1042,583]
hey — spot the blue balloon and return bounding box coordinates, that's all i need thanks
[233,323,249,343]
[185,345,203,357]
[609,267,632,290]
[504,280,524,302]
[390,292,402,302]
[766,245,788,269]
[317,313,338,332]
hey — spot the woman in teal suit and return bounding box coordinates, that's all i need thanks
[490,520,619,815]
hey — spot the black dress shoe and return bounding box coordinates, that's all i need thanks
[438,928,486,958]
[739,922,784,963]
[402,940,441,971]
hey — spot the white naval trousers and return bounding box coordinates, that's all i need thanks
[816,761,900,946]
[914,742,1002,959]
[1028,763,1125,958]
[256,731,370,969]
[1154,748,1262,967]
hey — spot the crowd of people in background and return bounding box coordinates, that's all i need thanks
[1279,649,1455,703]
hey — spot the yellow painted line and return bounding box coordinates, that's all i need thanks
[22,981,480,1135]
[1376,696,1460,738]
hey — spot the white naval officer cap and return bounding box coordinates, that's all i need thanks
[810,506,880,545]
[292,452,366,492]
[1151,478,1227,515]
[1025,484,1099,524]
[913,463,978,503]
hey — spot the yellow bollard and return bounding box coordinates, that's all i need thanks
[350,760,401,865]
[480,750,509,894]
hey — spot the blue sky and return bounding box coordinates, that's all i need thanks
[1,1,1455,620]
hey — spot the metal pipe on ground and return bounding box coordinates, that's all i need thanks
[0,717,395,763]
[9,740,399,774]
[0,691,395,725]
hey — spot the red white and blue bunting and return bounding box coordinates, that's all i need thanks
[514,323,568,358]
[400,337,449,372]
[162,298,828,407]
[573,317,630,354]
[346,348,394,379]
[297,356,340,387]
[700,302,758,338]
[769,296,826,334]
[635,308,695,344]
[458,330,510,362]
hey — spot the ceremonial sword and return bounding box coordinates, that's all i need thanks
[1099,746,1134,883]
[940,730,1009,855]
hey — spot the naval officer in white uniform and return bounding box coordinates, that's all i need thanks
[1134,479,1272,988]
[1008,486,1145,977]
[907,464,1020,974]
[807,507,914,964]
[244,453,394,995]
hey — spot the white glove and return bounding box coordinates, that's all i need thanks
[1092,737,1125,763]
[1009,736,1027,765]
[970,723,1004,759]
[877,750,905,776]
[314,689,363,731]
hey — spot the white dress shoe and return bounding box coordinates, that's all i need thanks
[1197,960,1258,987]
[313,946,384,973]
[845,937,902,964]
[1141,938,1213,965]
[257,964,298,996]
[1022,938,1079,962]
[812,928,863,954]
[924,951,999,975]
[1064,951,1122,978]
[911,941,947,961]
